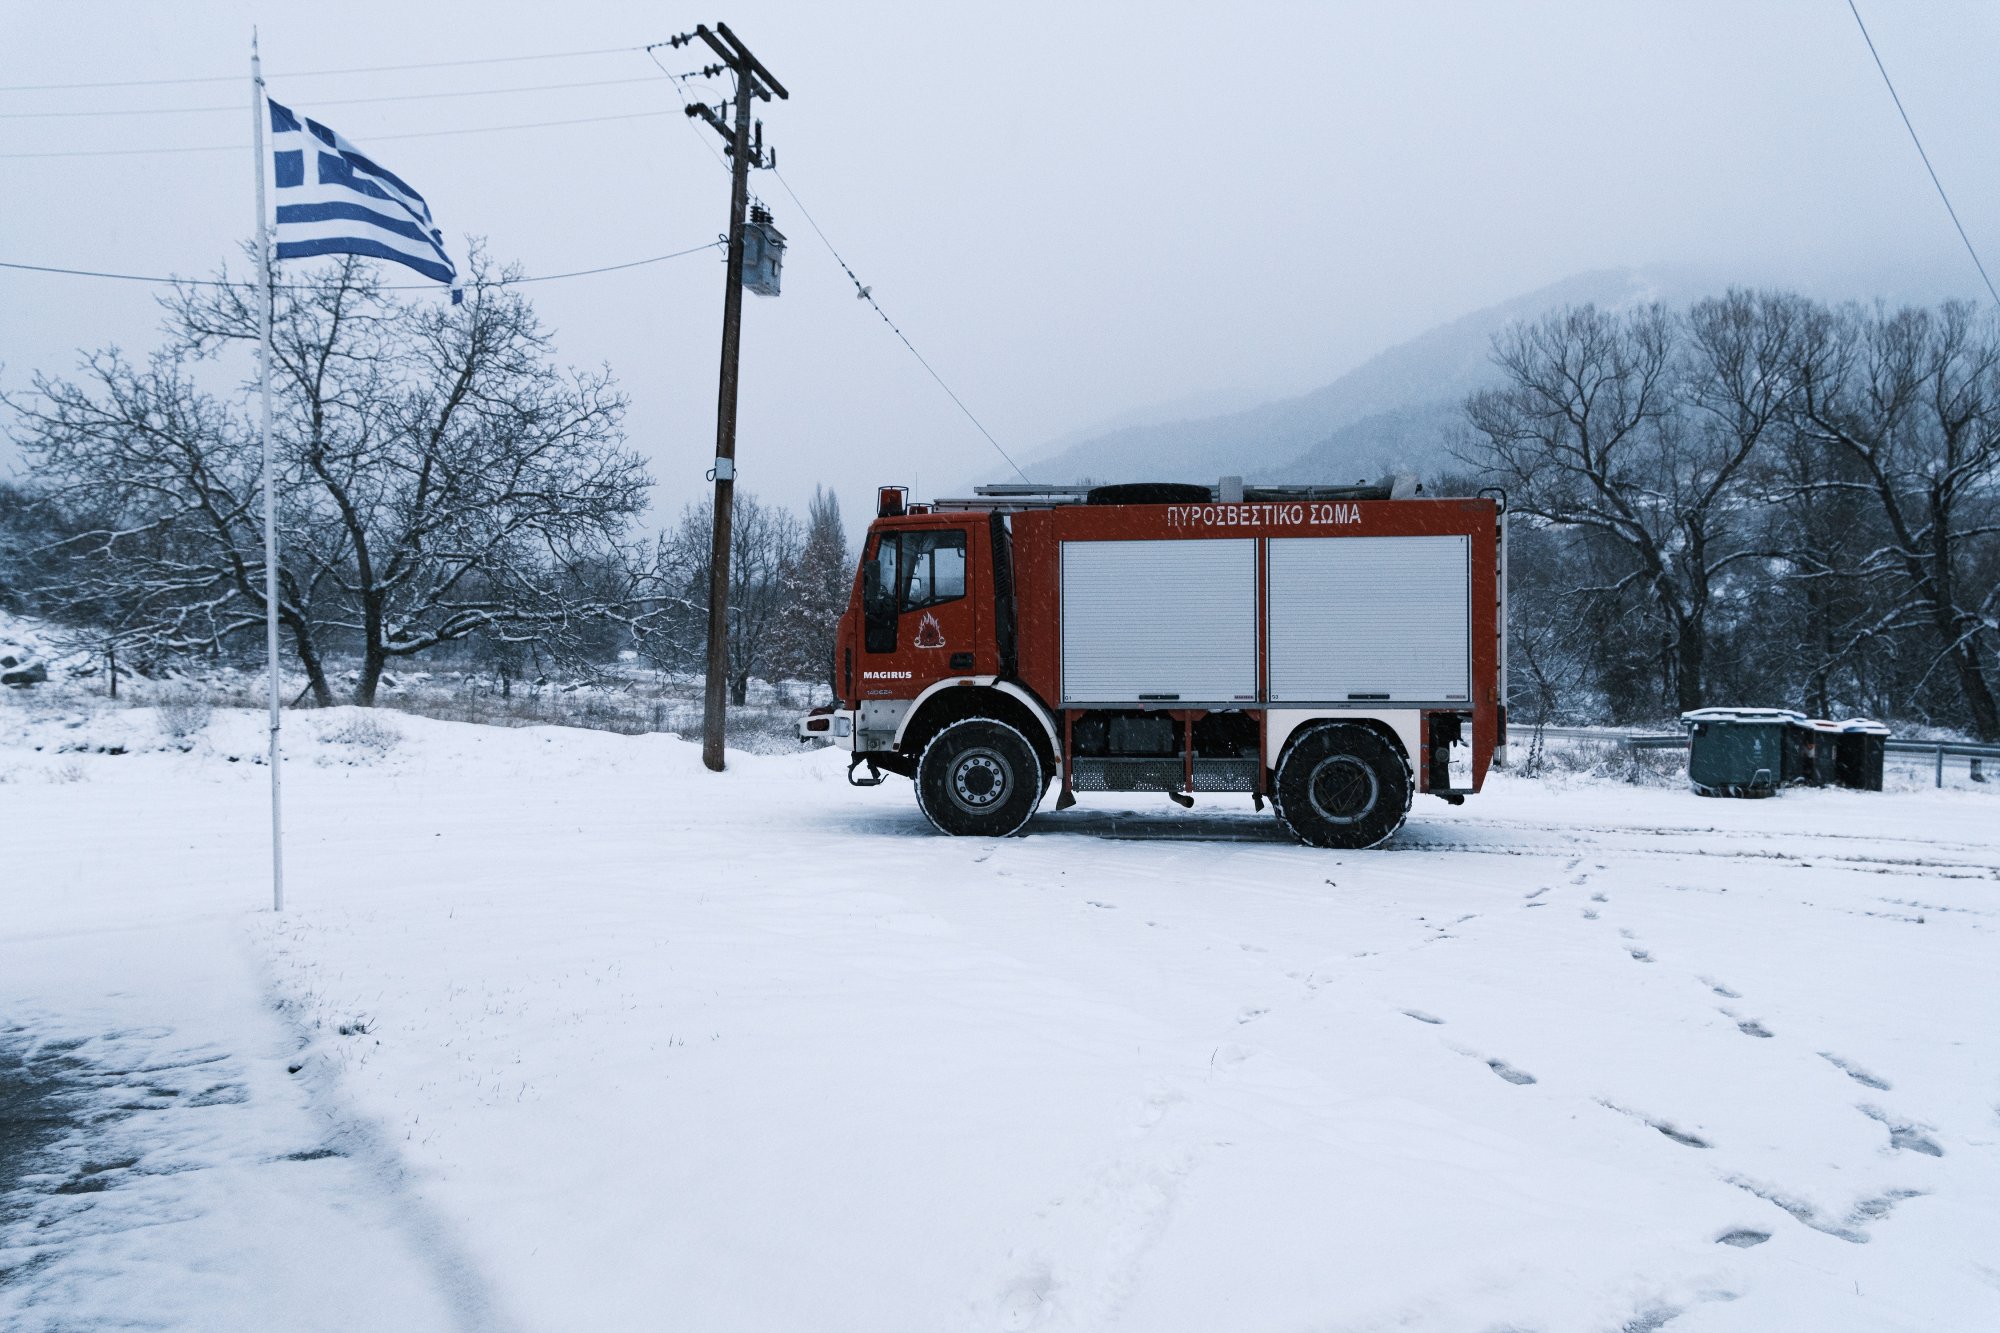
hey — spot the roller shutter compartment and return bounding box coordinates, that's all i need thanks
[1061,539,1256,705]
[1268,535,1470,704]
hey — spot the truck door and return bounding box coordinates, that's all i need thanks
[858,524,978,698]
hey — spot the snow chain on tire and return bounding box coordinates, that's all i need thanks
[1271,722,1414,850]
[914,716,1046,838]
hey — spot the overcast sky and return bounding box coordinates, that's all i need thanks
[4,1,1998,522]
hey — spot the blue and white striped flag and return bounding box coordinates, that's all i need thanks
[267,96,460,302]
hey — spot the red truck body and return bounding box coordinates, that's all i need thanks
[801,482,1506,848]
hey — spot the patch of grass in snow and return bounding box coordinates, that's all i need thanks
[1522,738,1686,789]
[1,612,830,756]
[317,714,402,756]
[154,688,213,740]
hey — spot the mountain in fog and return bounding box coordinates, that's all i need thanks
[1017,266,1719,490]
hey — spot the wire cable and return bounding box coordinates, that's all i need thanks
[0,108,677,159]
[635,49,1028,482]
[769,167,1031,483]
[0,75,663,119]
[642,46,731,173]
[1845,0,2000,307]
[0,45,642,93]
[0,241,721,291]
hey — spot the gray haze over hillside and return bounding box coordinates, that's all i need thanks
[1015,262,1980,494]
[5,3,1999,520]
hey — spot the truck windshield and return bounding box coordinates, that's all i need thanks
[900,530,965,610]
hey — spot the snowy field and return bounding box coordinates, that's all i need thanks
[2,702,1998,1332]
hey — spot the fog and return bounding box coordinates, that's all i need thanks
[4,0,1997,521]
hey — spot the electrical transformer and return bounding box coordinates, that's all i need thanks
[741,204,786,297]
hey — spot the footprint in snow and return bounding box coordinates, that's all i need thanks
[1652,1121,1709,1148]
[1600,1099,1710,1148]
[1621,1303,1686,1332]
[1236,1007,1268,1025]
[1820,1052,1891,1090]
[996,1264,1055,1330]
[1628,947,1654,963]
[1724,1177,1920,1244]
[1401,1009,1444,1025]
[1581,908,1600,920]
[1487,1058,1537,1085]
[1735,1018,1774,1039]
[1716,1229,1770,1248]
[1859,1105,1944,1157]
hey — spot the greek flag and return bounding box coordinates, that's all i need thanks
[267,96,460,302]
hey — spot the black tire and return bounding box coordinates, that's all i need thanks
[1271,723,1413,849]
[915,717,1046,837]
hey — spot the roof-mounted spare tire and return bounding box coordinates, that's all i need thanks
[1085,482,1214,506]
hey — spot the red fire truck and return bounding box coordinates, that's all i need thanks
[798,479,1507,848]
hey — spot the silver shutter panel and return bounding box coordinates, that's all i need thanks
[1062,539,1256,704]
[1268,536,1470,703]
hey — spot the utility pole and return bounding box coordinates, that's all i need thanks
[666,22,787,772]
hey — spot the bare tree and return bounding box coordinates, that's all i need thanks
[769,486,850,697]
[1786,301,2000,739]
[1462,297,1793,713]
[651,492,801,705]
[7,250,652,705]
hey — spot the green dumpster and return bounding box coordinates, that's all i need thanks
[1833,719,1890,791]
[1793,718,1842,787]
[1680,708,1803,798]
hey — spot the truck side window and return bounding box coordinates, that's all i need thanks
[901,530,966,611]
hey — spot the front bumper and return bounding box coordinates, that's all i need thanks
[797,706,856,749]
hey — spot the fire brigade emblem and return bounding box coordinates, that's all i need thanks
[913,611,946,649]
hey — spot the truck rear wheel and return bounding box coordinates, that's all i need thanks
[1272,723,1412,849]
[915,717,1046,837]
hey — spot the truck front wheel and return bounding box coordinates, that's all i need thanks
[1272,723,1412,849]
[915,717,1045,837]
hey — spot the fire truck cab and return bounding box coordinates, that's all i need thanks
[799,478,1506,849]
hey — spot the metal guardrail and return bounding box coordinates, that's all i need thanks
[1885,739,1999,787]
[1505,726,1999,787]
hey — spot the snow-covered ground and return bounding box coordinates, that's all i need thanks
[2,701,1997,1332]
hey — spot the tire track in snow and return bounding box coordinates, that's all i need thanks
[258,935,525,1333]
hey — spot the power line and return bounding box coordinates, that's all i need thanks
[770,167,1031,484]
[0,44,642,93]
[0,241,721,290]
[637,52,1031,483]
[0,75,662,120]
[640,49,1030,484]
[1845,0,2000,307]
[642,46,731,173]
[642,40,1029,483]
[0,108,677,159]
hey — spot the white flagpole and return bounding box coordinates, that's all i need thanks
[251,33,284,913]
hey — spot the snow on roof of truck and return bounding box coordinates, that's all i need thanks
[930,475,1421,511]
